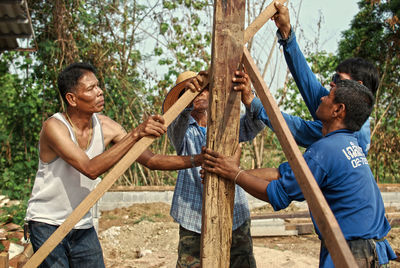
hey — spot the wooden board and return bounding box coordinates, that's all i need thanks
[200,0,245,266]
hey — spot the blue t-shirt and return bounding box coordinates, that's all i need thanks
[266,129,396,267]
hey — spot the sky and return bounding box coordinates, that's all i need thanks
[139,0,361,91]
[298,0,360,53]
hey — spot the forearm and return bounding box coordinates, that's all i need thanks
[255,102,324,148]
[280,31,328,118]
[235,171,271,202]
[138,150,201,170]
[245,168,280,181]
[84,131,140,179]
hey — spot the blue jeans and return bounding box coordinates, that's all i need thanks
[28,221,105,268]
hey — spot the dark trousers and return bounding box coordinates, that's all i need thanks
[176,219,256,268]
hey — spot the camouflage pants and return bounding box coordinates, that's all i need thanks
[322,238,390,267]
[177,219,256,268]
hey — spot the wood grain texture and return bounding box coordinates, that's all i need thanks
[200,0,245,267]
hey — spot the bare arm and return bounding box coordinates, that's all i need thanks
[201,146,279,202]
[41,114,167,179]
[137,150,203,170]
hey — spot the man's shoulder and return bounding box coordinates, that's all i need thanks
[96,113,122,129]
[42,114,67,132]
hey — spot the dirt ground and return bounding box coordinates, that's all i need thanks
[99,202,400,268]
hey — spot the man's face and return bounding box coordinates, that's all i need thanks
[192,89,209,111]
[73,71,104,112]
[316,87,337,122]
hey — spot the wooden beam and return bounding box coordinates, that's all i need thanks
[242,47,357,267]
[200,0,245,267]
[0,252,9,268]
[244,0,287,44]
[23,85,205,268]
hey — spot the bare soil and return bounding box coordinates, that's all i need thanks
[99,202,400,268]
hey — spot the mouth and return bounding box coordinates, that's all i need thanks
[194,98,207,104]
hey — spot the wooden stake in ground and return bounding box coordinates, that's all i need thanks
[200,0,245,267]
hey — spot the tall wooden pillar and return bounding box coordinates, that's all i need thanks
[200,0,245,267]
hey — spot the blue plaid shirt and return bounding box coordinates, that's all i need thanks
[168,100,265,233]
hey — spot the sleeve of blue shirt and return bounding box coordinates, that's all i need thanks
[277,30,329,120]
[238,100,266,142]
[251,97,323,148]
[267,152,327,211]
[167,107,193,153]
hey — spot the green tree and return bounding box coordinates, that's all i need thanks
[338,0,400,183]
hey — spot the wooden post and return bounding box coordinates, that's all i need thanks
[200,0,245,267]
[242,48,357,267]
[0,252,9,268]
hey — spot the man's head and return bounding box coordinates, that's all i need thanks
[331,58,379,95]
[58,63,97,106]
[162,71,209,113]
[317,80,374,132]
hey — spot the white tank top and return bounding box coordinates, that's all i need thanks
[25,113,104,229]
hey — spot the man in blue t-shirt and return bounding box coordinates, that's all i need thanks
[240,2,380,156]
[201,80,397,267]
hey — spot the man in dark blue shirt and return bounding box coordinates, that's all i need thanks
[201,80,397,267]
[243,2,380,156]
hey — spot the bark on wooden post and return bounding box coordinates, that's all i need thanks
[200,0,245,266]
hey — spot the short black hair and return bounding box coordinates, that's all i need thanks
[57,63,97,105]
[334,80,375,131]
[336,58,379,96]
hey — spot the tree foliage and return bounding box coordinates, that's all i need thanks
[0,0,214,202]
[337,0,400,182]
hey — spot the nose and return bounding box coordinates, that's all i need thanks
[96,85,103,95]
[329,81,335,88]
[200,89,209,97]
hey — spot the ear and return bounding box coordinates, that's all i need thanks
[65,92,77,107]
[333,103,346,119]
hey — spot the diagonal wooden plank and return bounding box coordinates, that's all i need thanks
[244,0,287,44]
[23,83,206,268]
[242,47,357,267]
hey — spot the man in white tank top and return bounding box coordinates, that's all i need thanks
[25,63,205,267]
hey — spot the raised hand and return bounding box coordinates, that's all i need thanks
[232,69,254,108]
[187,71,208,92]
[271,1,291,39]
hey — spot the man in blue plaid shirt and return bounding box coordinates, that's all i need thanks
[164,70,265,267]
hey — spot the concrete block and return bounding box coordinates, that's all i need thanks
[251,218,299,237]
